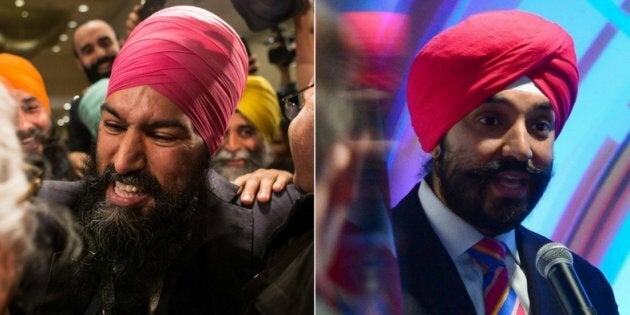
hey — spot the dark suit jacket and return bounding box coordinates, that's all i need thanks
[14,170,302,314]
[392,183,618,315]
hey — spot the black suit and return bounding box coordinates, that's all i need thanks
[12,171,302,314]
[392,183,618,315]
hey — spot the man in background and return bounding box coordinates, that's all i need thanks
[0,53,78,181]
[211,75,281,181]
[66,19,122,174]
[73,19,120,85]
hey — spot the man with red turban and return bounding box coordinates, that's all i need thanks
[11,6,300,314]
[393,10,618,314]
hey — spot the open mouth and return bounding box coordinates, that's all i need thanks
[223,159,246,167]
[107,180,150,208]
[490,171,530,199]
[97,61,112,74]
[20,136,41,152]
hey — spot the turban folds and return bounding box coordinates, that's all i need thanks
[0,53,50,113]
[237,75,281,143]
[107,6,248,155]
[407,10,578,152]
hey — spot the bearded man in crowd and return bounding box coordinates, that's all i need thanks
[211,75,281,181]
[0,54,78,181]
[14,6,300,314]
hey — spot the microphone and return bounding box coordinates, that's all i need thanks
[535,242,597,315]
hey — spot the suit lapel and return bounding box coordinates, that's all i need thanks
[393,184,476,315]
[516,227,564,315]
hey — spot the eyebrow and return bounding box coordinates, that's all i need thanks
[101,103,121,120]
[101,103,190,132]
[484,95,553,110]
[21,96,38,104]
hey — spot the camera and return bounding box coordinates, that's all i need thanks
[267,26,295,67]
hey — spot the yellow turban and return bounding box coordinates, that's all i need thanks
[236,75,281,143]
[0,53,50,113]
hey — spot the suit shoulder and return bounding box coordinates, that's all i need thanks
[36,180,83,208]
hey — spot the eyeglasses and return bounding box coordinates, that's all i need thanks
[281,83,314,121]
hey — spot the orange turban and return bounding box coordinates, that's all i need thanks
[0,53,50,113]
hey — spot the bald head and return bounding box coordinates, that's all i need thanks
[73,20,120,83]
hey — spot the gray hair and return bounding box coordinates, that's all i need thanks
[0,83,34,280]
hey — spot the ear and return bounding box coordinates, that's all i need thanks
[430,144,441,160]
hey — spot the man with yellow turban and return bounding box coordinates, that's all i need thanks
[0,53,78,181]
[211,75,282,181]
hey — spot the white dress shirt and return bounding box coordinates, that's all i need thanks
[417,180,530,315]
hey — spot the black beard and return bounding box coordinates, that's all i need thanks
[433,144,552,236]
[82,55,115,84]
[76,155,207,276]
[72,150,211,312]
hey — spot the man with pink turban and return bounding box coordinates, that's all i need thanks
[12,6,301,314]
[392,10,618,314]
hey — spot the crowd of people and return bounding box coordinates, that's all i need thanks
[0,2,313,314]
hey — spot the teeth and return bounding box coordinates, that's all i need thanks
[503,175,522,180]
[114,181,144,197]
[498,176,524,189]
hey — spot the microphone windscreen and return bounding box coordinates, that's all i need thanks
[536,242,574,279]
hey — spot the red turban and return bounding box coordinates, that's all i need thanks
[107,6,248,155]
[407,10,578,152]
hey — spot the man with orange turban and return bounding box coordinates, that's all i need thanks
[0,53,78,181]
[210,75,282,181]
[392,10,618,314]
[11,6,301,314]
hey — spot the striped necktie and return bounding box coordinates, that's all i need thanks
[467,238,526,315]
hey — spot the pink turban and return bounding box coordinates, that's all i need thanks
[407,10,578,152]
[107,6,248,154]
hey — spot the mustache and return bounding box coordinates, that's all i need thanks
[89,164,162,196]
[467,159,552,185]
[17,127,47,142]
[89,55,115,72]
[213,148,251,161]
[475,159,547,176]
[84,54,116,83]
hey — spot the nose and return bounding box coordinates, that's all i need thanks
[501,121,533,161]
[222,131,242,152]
[112,131,146,174]
[17,111,34,132]
[94,45,108,59]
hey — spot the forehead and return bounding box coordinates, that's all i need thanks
[74,21,115,43]
[231,111,254,126]
[10,89,40,104]
[475,89,552,113]
[104,85,194,128]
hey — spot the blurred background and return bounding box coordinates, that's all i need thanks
[0,0,297,131]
